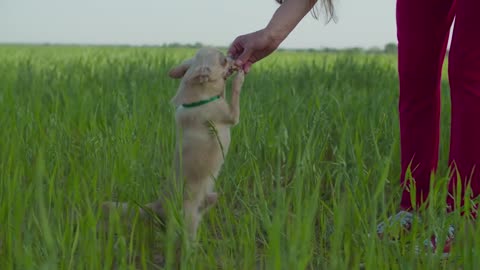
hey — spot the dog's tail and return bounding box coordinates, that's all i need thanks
[99,192,218,232]
[99,200,167,231]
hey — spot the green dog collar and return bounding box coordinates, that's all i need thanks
[180,95,221,108]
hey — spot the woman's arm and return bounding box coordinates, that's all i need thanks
[265,0,318,43]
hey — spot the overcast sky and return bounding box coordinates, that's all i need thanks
[0,0,397,49]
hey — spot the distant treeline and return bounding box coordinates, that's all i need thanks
[0,42,405,54]
[161,42,399,54]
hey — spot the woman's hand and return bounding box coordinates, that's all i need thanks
[228,0,317,73]
[228,29,282,73]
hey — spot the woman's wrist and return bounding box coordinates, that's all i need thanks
[262,27,286,48]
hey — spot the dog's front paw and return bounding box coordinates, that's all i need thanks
[232,70,245,90]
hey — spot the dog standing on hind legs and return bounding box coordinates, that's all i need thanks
[101,47,245,244]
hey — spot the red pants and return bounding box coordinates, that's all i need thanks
[398,0,480,211]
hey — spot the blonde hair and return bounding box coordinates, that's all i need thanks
[275,0,336,23]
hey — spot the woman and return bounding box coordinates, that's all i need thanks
[228,0,480,254]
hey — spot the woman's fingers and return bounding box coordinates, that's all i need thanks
[235,48,253,67]
[228,36,246,59]
[243,61,253,73]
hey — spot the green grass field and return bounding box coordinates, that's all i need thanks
[0,45,477,269]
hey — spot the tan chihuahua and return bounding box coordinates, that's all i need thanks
[102,47,244,242]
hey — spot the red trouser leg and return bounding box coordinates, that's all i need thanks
[397,0,456,210]
[446,0,480,215]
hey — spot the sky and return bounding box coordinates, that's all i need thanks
[0,0,397,49]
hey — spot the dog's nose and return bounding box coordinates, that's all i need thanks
[199,66,211,76]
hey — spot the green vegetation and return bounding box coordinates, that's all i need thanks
[0,45,473,270]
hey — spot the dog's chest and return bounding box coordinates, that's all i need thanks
[175,108,231,153]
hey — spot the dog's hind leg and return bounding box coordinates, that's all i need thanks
[183,196,203,242]
[183,179,212,241]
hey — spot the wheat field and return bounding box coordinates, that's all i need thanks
[0,45,476,269]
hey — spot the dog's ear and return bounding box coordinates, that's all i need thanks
[168,58,193,79]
